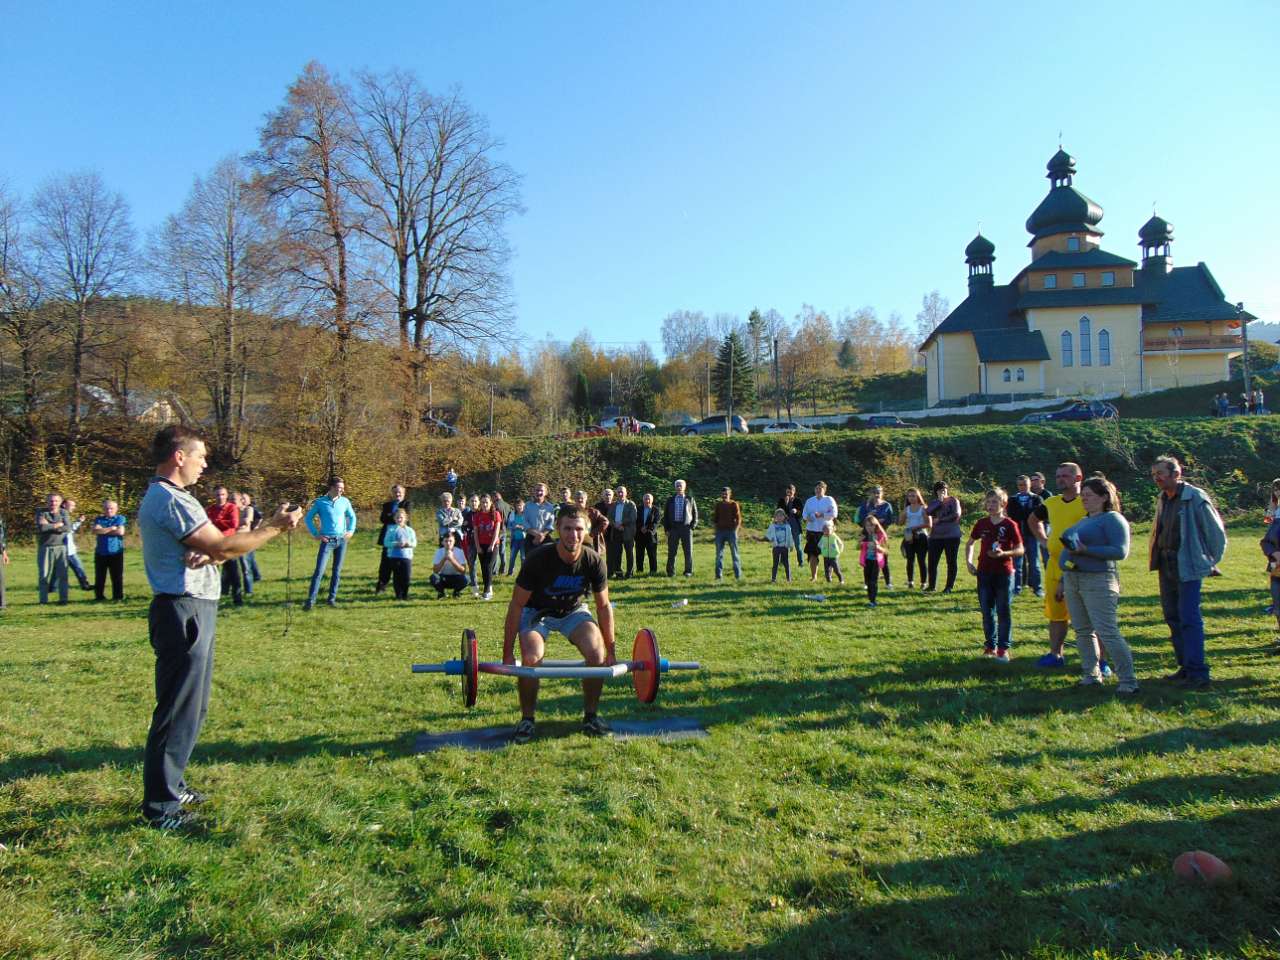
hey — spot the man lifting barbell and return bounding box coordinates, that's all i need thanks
[503,503,615,743]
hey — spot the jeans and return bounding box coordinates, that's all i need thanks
[1064,568,1137,689]
[824,557,843,583]
[927,536,960,591]
[221,555,243,604]
[246,551,262,582]
[307,537,348,604]
[1015,529,1042,592]
[771,546,791,581]
[1158,565,1208,680]
[789,518,804,565]
[975,570,1013,650]
[714,530,741,578]
[67,552,91,589]
[238,556,254,595]
[507,537,524,574]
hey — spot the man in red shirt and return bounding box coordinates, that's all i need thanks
[206,485,243,606]
[965,487,1024,662]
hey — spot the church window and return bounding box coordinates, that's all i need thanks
[1043,274,1057,289]
[1067,237,1080,251]
[1016,368,1026,382]
[1098,329,1111,366]
[1002,368,1011,383]
[1101,271,1115,286]
[1079,317,1092,366]
[1072,272,1086,288]
[1061,330,1074,367]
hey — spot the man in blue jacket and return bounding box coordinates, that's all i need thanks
[303,477,358,610]
[1149,456,1227,690]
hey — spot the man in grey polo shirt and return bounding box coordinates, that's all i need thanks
[138,424,301,831]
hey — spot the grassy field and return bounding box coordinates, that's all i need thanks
[2,525,1279,959]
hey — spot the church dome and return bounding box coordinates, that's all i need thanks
[1139,214,1173,245]
[1046,148,1076,181]
[964,233,995,264]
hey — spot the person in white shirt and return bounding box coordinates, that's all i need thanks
[802,481,839,581]
[430,531,469,598]
[63,498,92,591]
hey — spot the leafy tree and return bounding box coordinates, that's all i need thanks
[837,338,856,371]
[711,330,755,413]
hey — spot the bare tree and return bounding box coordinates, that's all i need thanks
[251,61,370,476]
[915,290,950,346]
[347,71,522,416]
[0,184,55,431]
[151,156,279,464]
[30,171,135,447]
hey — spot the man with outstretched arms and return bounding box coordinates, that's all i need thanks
[503,504,615,744]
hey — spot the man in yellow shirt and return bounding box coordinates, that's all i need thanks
[1028,462,1089,669]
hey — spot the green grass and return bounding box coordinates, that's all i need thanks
[2,527,1279,959]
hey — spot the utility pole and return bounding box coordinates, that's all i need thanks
[727,342,734,436]
[705,358,711,419]
[427,380,433,419]
[609,371,614,407]
[773,336,781,421]
[1238,302,1251,399]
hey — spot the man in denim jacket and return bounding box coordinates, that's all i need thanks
[1148,456,1227,689]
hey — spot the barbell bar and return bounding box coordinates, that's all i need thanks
[412,627,700,708]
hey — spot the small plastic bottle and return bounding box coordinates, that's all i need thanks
[671,598,689,608]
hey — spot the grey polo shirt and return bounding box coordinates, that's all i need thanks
[138,478,221,600]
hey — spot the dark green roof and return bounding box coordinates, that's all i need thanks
[1026,185,1104,241]
[1139,215,1174,244]
[1047,149,1076,179]
[920,283,1022,348]
[1016,263,1244,323]
[965,233,996,263]
[973,330,1050,362]
[1028,249,1136,270]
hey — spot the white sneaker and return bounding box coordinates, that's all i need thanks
[483,590,493,601]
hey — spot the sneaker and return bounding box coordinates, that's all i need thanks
[512,718,536,744]
[452,589,463,598]
[147,810,201,832]
[326,599,337,608]
[1115,686,1140,696]
[1178,676,1212,691]
[483,590,493,601]
[1100,661,1113,678]
[302,601,314,611]
[994,648,1011,663]
[907,581,915,589]
[982,644,996,658]
[582,715,613,738]
[1077,677,1104,688]
[884,583,895,591]
[1012,587,1022,596]
[177,788,208,806]
[1034,588,1045,598]
[1163,668,1187,681]
[867,601,877,608]
[1035,653,1066,669]
[374,583,386,595]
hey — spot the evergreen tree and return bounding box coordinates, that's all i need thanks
[837,338,857,371]
[572,372,591,423]
[711,331,756,413]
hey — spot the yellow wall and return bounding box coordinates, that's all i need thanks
[1144,352,1235,391]
[1030,231,1103,259]
[935,333,979,402]
[1026,304,1143,395]
[925,341,941,407]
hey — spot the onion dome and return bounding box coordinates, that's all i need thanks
[1046,148,1076,182]
[964,233,996,265]
[1026,149,1103,240]
[1139,214,1173,245]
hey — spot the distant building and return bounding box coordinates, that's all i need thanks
[920,149,1255,407]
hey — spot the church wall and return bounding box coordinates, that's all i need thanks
[937,333,979,401]
[1026,305,1142,395]
[1143,352,1236,391]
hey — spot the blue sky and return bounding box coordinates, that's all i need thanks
[2,1,1276,355]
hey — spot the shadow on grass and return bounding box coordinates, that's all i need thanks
[601,805,1280,960]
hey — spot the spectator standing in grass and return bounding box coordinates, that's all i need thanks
[205,486,243,607]
[0,515,9,609]
[471,493,504,600]
[778,483,805,566]
[382,509,416,600]
[662,479,698,577]
[302,477,357,610]
[36,491,71,605]
[1030,472,1051,566]
[62,499,92,591]
[712,486,743,581]
[576,490,610,556]
[1028,463,1088,669]
[444,465,458,494]
[243,494,263,584]
[924,481,962,593]
[460,493,480,588]
[1149,455,1227,690]
[91,499,127,601]
[1261,508,1280,654]
[1058,476,1138,693]
[766,508,793,582]
[606,485,638,579]
[820,520,846,585]
[902,488,930,588]
[593,488,615,555]
[855,485,895,590]
[374,484,408,595]
[507,497,528,574]
[436,492,463,546]
[236,492,261,593]
[636,493,660,574]
[1254,387,1266,415]
[430,531,469,598]
[493,491,513,576]
[965,487,1024,661]
[858,516,886,604]
[802,481,838,581]
[1007,475,1045,597]
[138,424,301,831]
[522,483,558,556]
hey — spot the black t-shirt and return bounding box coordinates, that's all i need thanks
[516,541,607,616]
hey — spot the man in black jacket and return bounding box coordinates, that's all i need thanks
[777,483,805,566]
[1006,474,1044,596]
[662,479,698,577]
[635,492,660,574]
[374,484,408,594]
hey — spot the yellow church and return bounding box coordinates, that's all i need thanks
[920,149,1251,408]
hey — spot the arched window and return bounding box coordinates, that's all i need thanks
[1079,316,1092,366]
[1002,368,1012,383]
[1016,368,1026,382]
[1098,329,1111,367]
[1061,330,1074,367]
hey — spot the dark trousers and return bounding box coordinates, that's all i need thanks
[824,557,843,583]
[142,596,217,821]
[862,559,878,600]
[478,547,497,592]
[666,526,694,575]
[220,555,243,604]
[388,557,412,599]
[68,553,91,589]
[431,572,469,596]
[636,533,658,572]
[607,533,634,577]
[377,547,394,589]
[1015,528,1042,592]
[771,546,791,581]
[976,570,1013,650]
[927,536,961,591]
[905,532,928,583]
[1158,565,1208,680]
[94,553,124,600]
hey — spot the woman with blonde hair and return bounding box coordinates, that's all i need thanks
[902,487,930,588]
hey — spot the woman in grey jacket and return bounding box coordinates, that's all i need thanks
[1057,476,1138,694]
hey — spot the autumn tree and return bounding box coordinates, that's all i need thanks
[0,184,55,432]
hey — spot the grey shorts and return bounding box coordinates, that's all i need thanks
[519,606,596,641]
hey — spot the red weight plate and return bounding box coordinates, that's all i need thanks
[631,628,661,704]
[462,629,479,708]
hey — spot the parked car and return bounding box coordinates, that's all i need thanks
[1018,411,1054,424]
[762,420,814,434]
[681,415,750,435]
[598,415,656,433]
[863,415,920,429]
[1044,400,1119,422]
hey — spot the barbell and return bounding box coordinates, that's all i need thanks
[412,627,700,708]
